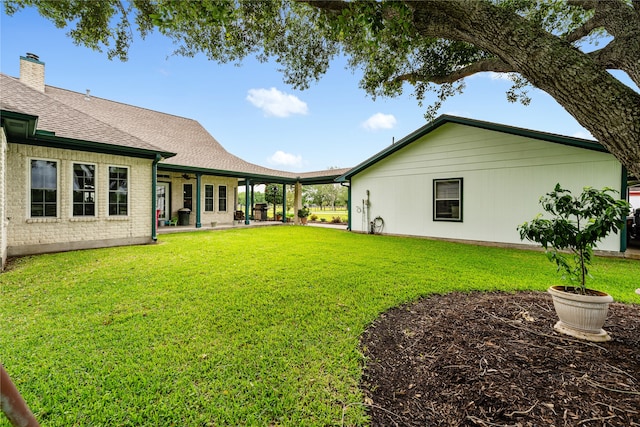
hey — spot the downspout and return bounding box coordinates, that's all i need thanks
[282,183,287,223]
[151,154,161,242]
[621,166,629,253]
[245,179,251,225]
[196,173,202,228]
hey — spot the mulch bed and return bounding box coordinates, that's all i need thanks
[360,291,640,426]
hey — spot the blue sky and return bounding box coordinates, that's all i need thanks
[1,6,634,173]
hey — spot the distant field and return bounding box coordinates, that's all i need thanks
[309,209,348,222]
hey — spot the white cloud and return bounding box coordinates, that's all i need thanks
[267,150,303,168]
[246,87,308,118]
[362,113,397,131]
[572,130,596,140]
[488,72,512,81]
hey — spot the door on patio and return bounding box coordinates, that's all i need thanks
[157,182,170,223]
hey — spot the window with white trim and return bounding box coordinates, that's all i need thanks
[30,159,58,217]
[73,163,96,216]
[108,166,128,216]
[433,178,463,221]
[205,184,214,212]
[218,185,227,212]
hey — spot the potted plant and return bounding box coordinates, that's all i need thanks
[297,206,310,224]
[518,184,630,342]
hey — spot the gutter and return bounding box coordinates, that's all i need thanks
[152,154,161,242]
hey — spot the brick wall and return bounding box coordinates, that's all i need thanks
[19,56,45,93]
[0,129,7,268]
[163,174,237,226]
[6,143,154,256]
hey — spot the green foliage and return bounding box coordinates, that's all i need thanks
[297,206,310,218]
[237,190,265,208]
[3,0,156,61]
[2,0,598,117]
[264,184,283,205]
[305,183,347,210]
[518,184,630,294]
[1,227,638,425]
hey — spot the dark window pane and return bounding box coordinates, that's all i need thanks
[44,204,57,216]
[31,189,43,203]
[45,190,56,202]
[31,204,43,216]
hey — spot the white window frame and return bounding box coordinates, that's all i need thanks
[108,165,129,216]
[29,157,59,218]
[72,162,97,217]
[433,178,463,222]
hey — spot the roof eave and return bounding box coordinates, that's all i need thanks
[1,110,39,139]
[339,114,609,181]
[12,134,177,160]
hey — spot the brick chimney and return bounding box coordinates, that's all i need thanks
[19,53,45,93]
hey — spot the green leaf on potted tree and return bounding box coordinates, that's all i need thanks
[518,184,630,342]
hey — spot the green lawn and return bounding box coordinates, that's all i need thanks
[1,227,638,426]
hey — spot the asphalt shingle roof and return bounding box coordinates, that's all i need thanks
[1,73,349,182]
[1,74,166,153]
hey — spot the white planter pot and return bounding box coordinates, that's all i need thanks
[548,286,613,342]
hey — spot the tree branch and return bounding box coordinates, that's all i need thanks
[394,58,514,85]
[564,16,604,43]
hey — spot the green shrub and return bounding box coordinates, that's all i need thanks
[518,184,630,294]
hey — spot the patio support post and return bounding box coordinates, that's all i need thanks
[345,183,352,231]
[294,181,302,225]
[245,179,251,225]
[282,183,287,223]
[195,173,202,228]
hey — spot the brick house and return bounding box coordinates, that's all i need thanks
[0,54,347,268]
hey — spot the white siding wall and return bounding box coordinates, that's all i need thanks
[6,143,154,256]
[350,124,623,252]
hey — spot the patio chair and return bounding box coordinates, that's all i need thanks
[168,216,178,226]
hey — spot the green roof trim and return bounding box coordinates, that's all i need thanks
[159,164,345,185]
[18,134,176,160]
[0,110,38,138]
[338,115,609,181]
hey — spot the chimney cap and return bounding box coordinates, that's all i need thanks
[25,52,40,61]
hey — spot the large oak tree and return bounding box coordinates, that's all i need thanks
[5,0,639,178]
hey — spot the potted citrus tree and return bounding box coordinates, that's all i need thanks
[518,184,630,342]
[297,206,310,225]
